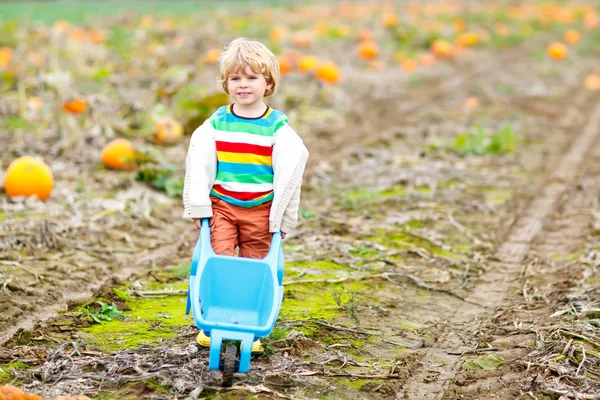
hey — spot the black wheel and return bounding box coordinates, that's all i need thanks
[222,343,237,387]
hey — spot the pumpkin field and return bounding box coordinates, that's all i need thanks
[1,1,600,399]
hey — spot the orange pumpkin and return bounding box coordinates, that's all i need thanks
[357,29,374,42]
[547,42,567,60]
[4,156,54,201]
[455,32,479,47]
[400,58,417,72]
[431,39,453,58]
[52,20,70,34]
[68,27,87,42]
[298,55,319,72]
[282,49,302,64]
[1,385,26,399]
[269,26,288,42]
[314,61,342,84]
[204,49,221,64]
[291,32,312,48]
[88,29,106,44]
[101,138,135,170]
[584,12,599,29]
[584,74,600,91]
[419,52,437,67]
[62,99,87,114]
[564,29,580,44]
[313,21,328,37]
[357,41,379,60]
[454,19,467,33]
[27,97,44,112]
[381,13,398,27]
[461,96,479,109]
[156,118,184,144]
[0,47,13,68]
[277,55,293,75]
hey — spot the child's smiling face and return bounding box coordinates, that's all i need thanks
[227,66,272,111]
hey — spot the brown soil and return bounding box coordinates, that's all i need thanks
[1,27,600,400]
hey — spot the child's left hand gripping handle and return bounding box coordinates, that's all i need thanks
[192,218,211,267]
[200,218,211,246]
[186,218,211,316]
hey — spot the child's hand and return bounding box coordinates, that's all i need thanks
[193,218,201,230]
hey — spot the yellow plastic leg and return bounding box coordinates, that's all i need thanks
[197,330,264,353]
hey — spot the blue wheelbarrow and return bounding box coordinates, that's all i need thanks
[186,218,284,386]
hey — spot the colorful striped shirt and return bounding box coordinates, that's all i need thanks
[209,104,288,207]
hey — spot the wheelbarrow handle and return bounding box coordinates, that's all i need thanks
[198,218,284,284]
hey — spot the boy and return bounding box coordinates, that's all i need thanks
[182,37,309,349]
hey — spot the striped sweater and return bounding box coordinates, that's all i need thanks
[182,106,309,233]
[209,105,288,207]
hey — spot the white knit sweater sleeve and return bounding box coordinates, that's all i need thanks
[280,184,302,234]
[182,121,217,219]
[271,123,308,233]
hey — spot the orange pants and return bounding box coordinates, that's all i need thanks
[209,196,272,259]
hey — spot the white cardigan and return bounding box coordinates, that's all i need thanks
[182,120,309,233]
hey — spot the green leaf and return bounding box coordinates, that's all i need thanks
[179,91,229,133]
[164,177,184,197]
[454,134,468,154]
[453,124,518,156]
[301,209,318,219]
[89,313,102,324]
[106,27,133,59]
[488,131,503,153]
[499,125,516,153]
[464,354,504,370]
[472,125,489,155]
[7,117,33,131]
[85,301,124,324]
[89,66,114,82]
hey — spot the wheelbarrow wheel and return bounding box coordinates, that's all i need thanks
[222,343,237,387]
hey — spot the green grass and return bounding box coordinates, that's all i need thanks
[453,124,516,156]
[0,0,302,25]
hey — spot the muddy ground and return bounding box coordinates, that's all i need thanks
[1,9,600,400]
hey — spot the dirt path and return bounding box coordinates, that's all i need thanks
[402,99,600,399]
[443,101,600,400]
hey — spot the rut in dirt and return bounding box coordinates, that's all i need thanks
[401,97,600,399]
[446,102,600,400]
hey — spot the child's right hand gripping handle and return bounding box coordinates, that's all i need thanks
[267,231,284,285]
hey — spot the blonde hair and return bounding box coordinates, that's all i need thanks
[218,37,280,97]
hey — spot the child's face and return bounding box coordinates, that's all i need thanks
[227,66,272,109]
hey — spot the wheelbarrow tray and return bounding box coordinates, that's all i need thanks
[187,219,284,373]
[194,254,284,336]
